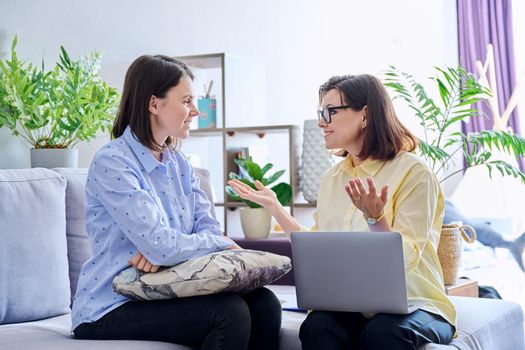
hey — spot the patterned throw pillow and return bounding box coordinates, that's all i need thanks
[113,249,292,300]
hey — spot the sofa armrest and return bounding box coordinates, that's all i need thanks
[233,237,295,286]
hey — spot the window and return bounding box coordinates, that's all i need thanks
[512,0,525,135]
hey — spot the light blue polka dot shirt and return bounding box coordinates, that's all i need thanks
[71,126,231,331]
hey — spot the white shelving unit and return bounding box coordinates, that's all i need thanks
[177,53,315,235]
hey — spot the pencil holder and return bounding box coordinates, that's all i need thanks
[198,98,217,129]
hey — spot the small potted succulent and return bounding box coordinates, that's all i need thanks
[225,158,292,239]
[0,36,119,168]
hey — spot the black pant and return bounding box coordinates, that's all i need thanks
[299,309,454,350]
[74,287,281,350]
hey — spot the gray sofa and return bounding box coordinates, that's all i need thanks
[0,167,523,350]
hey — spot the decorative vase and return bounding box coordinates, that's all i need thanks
[437,223,477,285]
[300,119,333,203]
[30,148,78,168]
[239,207,271,239]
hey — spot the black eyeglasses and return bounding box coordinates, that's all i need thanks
[317,105,353,124]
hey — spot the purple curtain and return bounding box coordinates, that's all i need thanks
[457,0,524,170]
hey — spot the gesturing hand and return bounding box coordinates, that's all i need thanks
[227,179,278,209]
[128,252,160,273]
[345,177,388,219]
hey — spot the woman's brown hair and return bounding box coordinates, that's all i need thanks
[112,55,194,151]
[319,74,418,160]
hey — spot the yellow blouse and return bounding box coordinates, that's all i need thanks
[301,151,456,329]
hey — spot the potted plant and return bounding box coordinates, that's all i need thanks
[225,158,292,239]
[0,36,119,168]
[384,65,525,184]
[383,65,525,283]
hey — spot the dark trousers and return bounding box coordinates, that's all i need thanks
[299,309,454,350]
[74,287,281,350]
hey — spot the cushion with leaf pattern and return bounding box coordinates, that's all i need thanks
[113,249,291,300]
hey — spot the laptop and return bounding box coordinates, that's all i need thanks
[290,231,427,314]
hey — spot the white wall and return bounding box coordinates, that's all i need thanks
[0,0,458,169]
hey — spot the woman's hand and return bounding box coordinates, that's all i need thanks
[223,236,242,250]
[345,177,388,219]
[227,179,278,209]
[128,253,160,273]
[228,179,302,235]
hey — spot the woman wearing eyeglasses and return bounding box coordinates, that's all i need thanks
[228,74,456,349]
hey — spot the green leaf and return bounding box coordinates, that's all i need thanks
[382,64,510,184]
[59,46,72,70]
[234,158,254,181]
[271,182,293,206]
[264,169,286,186]
[228,172,241,180]
[261,163,273,176]
[0,36,120,148]
[227,158,291,208]
[11,35,18,53]
[225,186,241,200]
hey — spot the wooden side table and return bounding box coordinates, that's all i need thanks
[445,278,478,297]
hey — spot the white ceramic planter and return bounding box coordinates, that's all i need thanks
[300,119,334,203]
[239,207,271,239]
[30,148,78,168]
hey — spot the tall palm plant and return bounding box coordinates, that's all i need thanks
[384,66,525,184]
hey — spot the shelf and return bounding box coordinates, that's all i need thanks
[176,53,313,236]
[177,53,224,69]
[224,125,298,134]
[293,202,317,208]
[225,203,247,208]
[189,128,223,137]
[215,202,244,207]
[189,125,299,138]
[216,201,297,209]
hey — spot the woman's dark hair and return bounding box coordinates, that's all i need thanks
[112,55,194,151]
[319,74,418,160]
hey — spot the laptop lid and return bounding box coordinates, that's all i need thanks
[291,231,411,314]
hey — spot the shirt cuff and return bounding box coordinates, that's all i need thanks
[214,235,234,251]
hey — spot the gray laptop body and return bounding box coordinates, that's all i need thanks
[291,231,426,314]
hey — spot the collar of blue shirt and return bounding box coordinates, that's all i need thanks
[123,126,174,173]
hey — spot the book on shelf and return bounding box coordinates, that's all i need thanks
[238,146,250,160]
[227,145,270,177]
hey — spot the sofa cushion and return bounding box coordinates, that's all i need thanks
[1,295,521,350]
[113,250,292,300]
[276,287,525,350]
[0,314,191,350]
[193,168,216,219]
[52,168,91,302]
[0,168,70,324]
[444,296,524,350]
[49,167,217,302]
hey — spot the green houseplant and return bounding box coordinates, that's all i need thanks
[0,36,119,167]
[225,158,292,239]
[384,65,525,184]
[384,65,525,284]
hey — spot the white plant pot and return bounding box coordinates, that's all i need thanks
[300,119,334,203]
[30,148,78,168]
[239,207,271,239]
